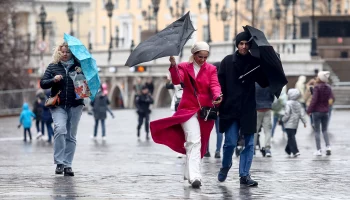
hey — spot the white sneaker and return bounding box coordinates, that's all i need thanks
[314,149,322,156]
[90,135,97,140]
[36,132,42,139]
[102,136,106,141]
[293,152,301,157]
[326,146,331,155]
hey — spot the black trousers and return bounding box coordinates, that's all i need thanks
[137,112,150,136]
[285,129,299,155]
[24,128,32,141]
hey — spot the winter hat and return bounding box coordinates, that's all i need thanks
[317,71,330,83]
[235,31,251,47]
[189,41,210,62]
[287,88,301,101]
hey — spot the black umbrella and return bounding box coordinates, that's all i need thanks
[241,25,288,98]
[125,11,195,67]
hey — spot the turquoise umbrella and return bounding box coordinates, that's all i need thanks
[64,33,100,101]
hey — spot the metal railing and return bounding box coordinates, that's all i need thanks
[0,88,37,116]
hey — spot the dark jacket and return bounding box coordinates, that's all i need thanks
[307,82,334,113]
[91,91,110,120]
[136,93,154,114]
[33,99,44,121]
[218,52,269,135]
[41,90,53,123]
[255,83,274,110]
[40,60,84,108]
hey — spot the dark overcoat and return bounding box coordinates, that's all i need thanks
[218,52,269,135]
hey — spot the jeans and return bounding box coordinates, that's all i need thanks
[222,121,255,177]
[23,128,32,141]
[255,111,272,150]
[271,114,286,137]
[215,118,223,153]
[51,105,83,167]
[313,112,330,150]
[285,129,299,154]
[94,119,106,137]
[137,112,150,136]
[35,119,42,133]
[42,121,54,142]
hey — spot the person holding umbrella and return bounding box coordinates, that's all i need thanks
[217,31,270,186]
[40,42,84,176]
[150,41,222,188]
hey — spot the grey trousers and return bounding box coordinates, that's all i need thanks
[255,110,272,150]
[313,112,330,150]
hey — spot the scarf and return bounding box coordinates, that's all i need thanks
[61,58,75,70]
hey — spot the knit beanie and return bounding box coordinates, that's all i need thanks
[235,31,251,47]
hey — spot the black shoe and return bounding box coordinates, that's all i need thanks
[218,163,232,182]
[191,179,201,188]
[260,148,266,157]
[235,147,242,157]
[204,151,211,157]
[64,167,74,176]
[214,151,221,158]
[55,164,64,174]
[240,175,258,187]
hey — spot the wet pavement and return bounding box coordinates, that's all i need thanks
[0,108,349,199]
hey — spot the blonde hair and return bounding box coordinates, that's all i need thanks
[52,42,69,64]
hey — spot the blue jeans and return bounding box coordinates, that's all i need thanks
[94,119,106,137]
[51,105,83,167]
[215,118,223,153]
[222,121,255,177]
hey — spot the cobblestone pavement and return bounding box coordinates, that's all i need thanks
[0,108,349,200]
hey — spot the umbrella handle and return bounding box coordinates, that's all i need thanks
[238,65,260,80]
[174,65,184,88]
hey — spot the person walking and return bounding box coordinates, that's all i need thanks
[217,32,269,186]
[33,94,44,139]
[271,85,287,138]
[295,75,307,110]
[91,87,115,140]
[150,41,222,188]
[254,83,274,157]
[19,103,36,142]
[40,41,85,176]
[136,86,154,140]
[307,71,335,156]
[41,89,54,143]
[282,88,307,157]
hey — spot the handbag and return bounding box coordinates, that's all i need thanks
[45,91,61,107]
[189,78,218,121]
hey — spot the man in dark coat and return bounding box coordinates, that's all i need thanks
[217,31,269,186]
[91,90,114,139]
[136,85,154,140]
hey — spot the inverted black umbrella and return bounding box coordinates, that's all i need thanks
[125,11,195,67]
[240,25,288,98]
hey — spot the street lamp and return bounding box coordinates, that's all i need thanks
[215,4,230,40]
[130,40,135,53]
[310,0,318,56]
[198,0,212,43]
[66,1,74,36]
[169,0,185,18]
[105,0,114,62]
[291,0,297,53]
[115,27,124,48]
[282,0,290,53]
[328,0,332,14]
[233,0,238,52]
[38,5,47,41]
[152,0,161,33]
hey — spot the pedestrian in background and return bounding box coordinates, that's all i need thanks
[150,41,222,188]
[282,88,307,157]
[271,85,287,138]
[307,71,334,156]
[40,41,84,176]
[145,77,154,96]
[91,86,114,140]
[19,103,36,142]
[41,89,54,143]
[295,75,307,110]
[33,92,44,139]
[136,86,154,140]
[254,83,274,157]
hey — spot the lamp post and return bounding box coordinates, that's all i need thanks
[292,0,297,53]
[142,5,153,30]
[328,0,332,14]
[233,0,238,52]
[310,0,318,56]
[282,0,290,53]
[215,3,230,40]
[38,5,47,41]
[130,40,135,53]
[251,0,255,26]
[152,0,160,33]
[198,0,212,43]
[169,0,185,18]
[105,0,114,62]
[66,1,74,36]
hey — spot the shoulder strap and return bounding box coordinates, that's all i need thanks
[189,77,202,109]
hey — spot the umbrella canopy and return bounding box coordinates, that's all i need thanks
[64,33,101,101]
[125,11,195,67]
[243,25,288,98]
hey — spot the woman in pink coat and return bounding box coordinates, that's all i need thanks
[150,41,222,188]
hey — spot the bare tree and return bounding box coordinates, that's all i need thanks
[0,0,31,90]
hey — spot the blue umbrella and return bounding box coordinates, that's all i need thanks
[64,33,100,101]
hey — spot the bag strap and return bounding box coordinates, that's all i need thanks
[189,77,202,109]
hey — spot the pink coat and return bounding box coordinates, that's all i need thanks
[150,62,222,158]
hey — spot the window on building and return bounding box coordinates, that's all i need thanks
[115,0,119,9]
[225,0,230,8]
[167,0,172,7]
[345,0,350,13]
[138,25,142,43]
[138,0,142,8]
[126,0,130,9]
[102,26,106,45]
[299,0,305,10]
[203,25,208,42]
[185,0,189,8]
[224,25,230,41]
[246,0,252,10]
[123,23,129,47]
[102,0,105,6]
[259,0,264,7]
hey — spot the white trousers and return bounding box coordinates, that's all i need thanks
[254,110,272,150]
[181,113,201,183]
